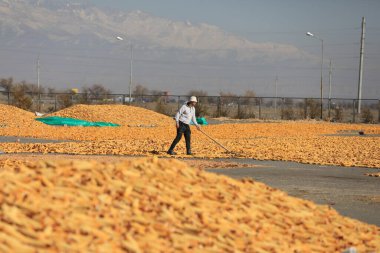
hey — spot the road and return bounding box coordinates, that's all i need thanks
[208,159,380,226]
[0,136,75,144]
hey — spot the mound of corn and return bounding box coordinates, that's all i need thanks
[0,105,42,128]
[47,104,173,126]
[0,135,379,168]
[0,157,379,253]
[0,104,379,168]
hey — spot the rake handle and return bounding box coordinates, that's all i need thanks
[199,128,231,153]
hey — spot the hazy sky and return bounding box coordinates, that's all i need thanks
[90,0,379,42]
[88,0,380,53]
[0,0,379,98]
[89,0,380,98]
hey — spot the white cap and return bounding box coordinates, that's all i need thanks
[189,96,197,102]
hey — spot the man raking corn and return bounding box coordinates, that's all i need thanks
[167,96,200,155]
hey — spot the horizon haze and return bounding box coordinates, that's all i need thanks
[0,0,379,99]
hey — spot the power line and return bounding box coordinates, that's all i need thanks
[0,66,364,79]
[0,54,368,71]
[230,27,360,34]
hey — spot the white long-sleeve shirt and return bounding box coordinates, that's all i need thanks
[175,104,198,125]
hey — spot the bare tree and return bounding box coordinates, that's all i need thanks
[81,84,111,103]
[11,84,33,110]
[1,78,46,110]
[0,77,14,92]
[57,89,75,109]
[133,84,149,96]
[133,84,149,103]
[150,90,163,96]
[219,91,237,105]
[150,90,164,102]
[88,84,110,99]
[242,89,256,105]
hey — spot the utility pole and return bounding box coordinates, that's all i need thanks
[129,43,133,104]
[357,17,366,114]
[306,32,324,119]
[116,36,134,104]
[274,75,278,115]
[328,59,333,118]
[37,56,41,110]
[320,38,324,119]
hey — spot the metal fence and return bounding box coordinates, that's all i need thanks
[1,91,379,123]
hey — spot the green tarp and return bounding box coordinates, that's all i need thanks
[36,117,120,127]
[196,117,208,125]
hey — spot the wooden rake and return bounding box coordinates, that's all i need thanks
[199,128,238,156]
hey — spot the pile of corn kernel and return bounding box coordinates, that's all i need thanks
[0,157,379,252]
[0,104,379,168]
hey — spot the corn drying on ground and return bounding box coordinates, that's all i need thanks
[0,105,379,252]
[0,104,379,168]
[0,157,379,253]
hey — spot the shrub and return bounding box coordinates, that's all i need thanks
[47,106,56,113]
[11,85,33,110]
[306,99,321,119]
[236,106,255,119]
[195,102,208,117]
[334,107,343,122]
[155,99,172,116]
[281,107,295,120]
[215,104,230,117]
[58,93,74,109]
[361,108,374,123]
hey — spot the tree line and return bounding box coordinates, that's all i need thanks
[0,77,114,110]
[0,77,257,112]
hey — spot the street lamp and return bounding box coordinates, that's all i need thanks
[37,55,41,111]
[116,36,133,104]
[306,31,324,119]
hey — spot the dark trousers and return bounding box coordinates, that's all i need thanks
[169,121,191,152]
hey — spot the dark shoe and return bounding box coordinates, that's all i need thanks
[167,150,177,155]
[186,151,193,155]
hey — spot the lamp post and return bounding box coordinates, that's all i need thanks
[116,36,133,104]
[306,32,324,119]
[328,59,333,119]
[37,55,41,111]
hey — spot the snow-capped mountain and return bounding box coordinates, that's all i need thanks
[0,0,322,96]
[0,0,310,61]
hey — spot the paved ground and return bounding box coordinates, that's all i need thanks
[323,130,380,138]
[206,118,281,125]
[0,136,75,144]
[208,159,380,226]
